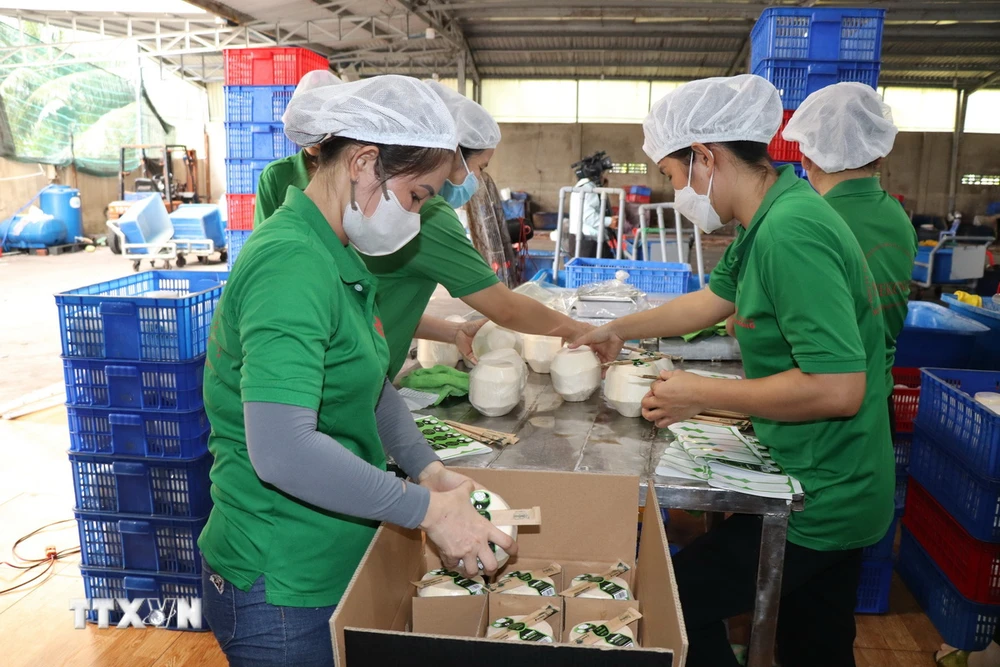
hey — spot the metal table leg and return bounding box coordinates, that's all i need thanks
[747,512,790,667]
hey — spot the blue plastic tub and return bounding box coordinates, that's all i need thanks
[76,510,208,574]
[226,159,272,194]
[897,528,1000,650]
[523,249,555,278]
[39,184,83,243]
[855,557,893,614]
[225,122,297,161]
[224,85,295,123]
[227,229,252,271]
[63,357,206,411]
[753,59,880,110]
[80,567,204,628]
[943,294,1000,370]
[67,406,210,459]
[750,7,885,73]
[69,452,213,517]
[55,271,227,362]
[118,195,172,254]
[565,257,691,293]
[912,246,969,284]
[168,204,226,250]
[894,302,990,369]
[916,368,1000,479]
[908,426,1000,542]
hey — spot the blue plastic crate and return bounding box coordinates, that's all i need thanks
[227,230,252,271]
[224,85,295,123]
[628,185,652,196]
[523,249,555,278]
[169,204,226,250]
[226,159,272,194]
[56,271,227,362]
[502,199,526,220]
[753,59,880,110]
[895,303,990,369]
[855,557,893,614]
[75,510,208,574]
[908,427,1000,543]
[565,258,691,293]
[943,294,1000,371]
[916,368,1000,479]
[897,528,1000,650]
[862,516,899,561]
[80,567,204,629]
[750,7,885,74]
[896,465,908,515]
[68,406,209,459]
[70,452,213,518]
[225,123,297,161]
[63,357,206,411]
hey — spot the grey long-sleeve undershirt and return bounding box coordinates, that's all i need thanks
[244,379,439,529]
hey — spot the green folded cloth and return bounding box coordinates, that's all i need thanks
[681,321,728,343]
[399,366,470,405]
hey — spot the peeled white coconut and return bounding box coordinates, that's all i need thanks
[471,320,523,361]
[498,571,557,597]
[487,615,555,643]
[571,574,633,600]
[604,361,657,418]
[480,348,528,391]
[550,346,601,402]
[467,489,517,571]
[976,392,1000,415]
[628,350,673,375]
[416,315,465,369]
[469,352,526,417]
[417,569,486,597]
[522,334,564,374]
[571,620,635,648]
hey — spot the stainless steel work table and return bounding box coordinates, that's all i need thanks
[416,360,804,667]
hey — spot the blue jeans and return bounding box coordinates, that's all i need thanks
[201,557,336,667]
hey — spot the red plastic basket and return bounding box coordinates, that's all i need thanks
[903,479,1000,605]
[227,194,256,231]
[768,110,802,163]
[224,48,329,86]
[893,366,921,433]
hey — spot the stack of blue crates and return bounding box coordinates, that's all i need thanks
[56,271,227,628]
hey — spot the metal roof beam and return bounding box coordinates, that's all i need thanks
[463,21,750,37]
[387,0,480,85]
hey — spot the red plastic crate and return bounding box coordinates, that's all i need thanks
[768,110,802,163]
[224,48,329,86]
[227,194,255,231]
[903,479,1000,605]
[893,366,921,433]
[626,194,651,204]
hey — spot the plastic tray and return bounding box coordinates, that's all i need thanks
[753,59,880,110]
[76,510,208,575]
[224,85,295,123]
[908,427,1000,542]
[897,528,1000,651]
[751,7,885,73]
[903,480,1000,604]
[855,557,893,614]
[225,123,297,161]
[892,367,921,433]
[63,357,206,412]
[56,271,227,362]
[226,194,255,231]
[916,368,1000,479]
[768,110,801,162]
[565,257,691,293]
[80,567,204,629]
[224,47,328,86]
[943,294,1000,371]
[70,452,213,518]
[226,230,252,271]
[67,406,209,459]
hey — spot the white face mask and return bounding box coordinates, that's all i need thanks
[342,177,421,256]
[674,151,724,234]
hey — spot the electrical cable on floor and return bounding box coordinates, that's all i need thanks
[0,519,80,595]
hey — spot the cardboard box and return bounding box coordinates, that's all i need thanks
[331,469,688,666]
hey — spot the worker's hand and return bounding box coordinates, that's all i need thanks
[418,461,480,493]
[610,216,619,231]
[455,319,487,366]
[641,370,708,428]
[724,315,736,338]
[569,323,625,366]
[421,480,518,577]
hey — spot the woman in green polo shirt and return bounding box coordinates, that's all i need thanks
[575,75,894,667]
[200,76,516,667]
[255,79,598,379]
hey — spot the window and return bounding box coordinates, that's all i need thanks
[481,79,578,123]
[649,81,682,109]
[577,80,650,123]
[437,78,472,98]
[882,87,958,132]
[611,162,648,175]
[965,90,1000,134]
[961,174,1000,186]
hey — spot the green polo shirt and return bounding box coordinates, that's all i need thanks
[200,186,391,607]
[710,165,894,552]
[363,196,500,379]
[824,177,917,395]
[253,150,310,226]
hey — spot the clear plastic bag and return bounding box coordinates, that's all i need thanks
[574,270,650,319]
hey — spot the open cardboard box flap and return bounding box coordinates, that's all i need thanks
[331,469,688,666]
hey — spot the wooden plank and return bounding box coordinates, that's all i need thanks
[855,647,935,667]
[148,632,227,667]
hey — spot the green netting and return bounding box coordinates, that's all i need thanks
[0,21,172,176]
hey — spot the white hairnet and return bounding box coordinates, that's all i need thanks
[642,74,783,163]
[424,79,501,150]
[283,74,457,150]
[282,70,342,125]
[782,82,897,173]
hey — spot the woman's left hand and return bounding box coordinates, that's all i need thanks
[455,319,487,365]
[418,461,479,493]
[641,370,708,428]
